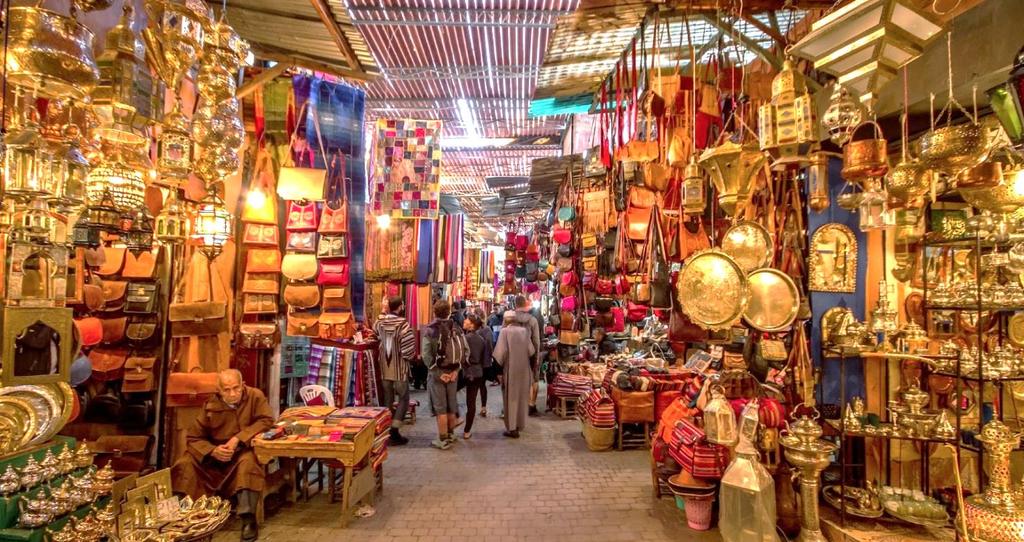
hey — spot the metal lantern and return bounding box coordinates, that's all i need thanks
[720,433,778,542]
[123,206,155,253]
[789,0,943,104]
[699,139,767,216]
[157,100,193,180]
[758,58,816,163]
[192,189,231,258]
[682,157,707,214]
[807,151,831,212]
[142,0,213,90]
[81,188,124,233]
[821,85,863,146]
[57,125,89,211]
[988,44,1024,149]
[858,179,894,231]
[85,152,147,212]
[13,198,54,244]
[91,3,162,146]
[71,215,102,247]
[2,121,47,200]
[703,385,739,447]
[155,189,188,244]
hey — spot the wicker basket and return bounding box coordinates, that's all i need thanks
[582,420,615,451]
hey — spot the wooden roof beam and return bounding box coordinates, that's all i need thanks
[308,0,365,74]
[236,62,290,99]
[255,50,375,83]
[739,14,787,49]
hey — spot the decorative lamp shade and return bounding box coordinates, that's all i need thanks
[82,188,124,233]
[157,100,193,179]
[58,125,90,211]
[822,85,864,146]
[858,179,894,231]
[155,189,188,244]
[14,198,54,243]
[789,0,943,104]
[698,140,767,216]
[142,0,212,89]
[192,190,231,257]
[2,122,47,200]
[758,58,816,162]
[987,44,1024,148]
[71,215,102,247]
[703,386,738,447]
[124,206,155,253]
[86,154,146,212]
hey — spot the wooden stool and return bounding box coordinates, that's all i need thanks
[617,422,651,451]
[554,396,578,419]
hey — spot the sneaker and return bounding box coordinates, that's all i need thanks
[389,427,409,446]
[528,406,539,417]
[431,438,452,450]
[480,408,488,418]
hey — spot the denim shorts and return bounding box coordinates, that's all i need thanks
[428,369,458,415]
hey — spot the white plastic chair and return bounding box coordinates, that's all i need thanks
[298,384,335,407]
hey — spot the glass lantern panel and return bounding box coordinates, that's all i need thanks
[989,85,1024,143]
[6,148,41,195]
[803,4,885,59]
[827,45,876,75]
[880,42,916,67]
[891,3,942,41]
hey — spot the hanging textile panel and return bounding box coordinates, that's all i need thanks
[365,216,417,282]
[372,119,443,220]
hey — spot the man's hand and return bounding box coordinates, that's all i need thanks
[211,444,235,462]
[225,436,240,452]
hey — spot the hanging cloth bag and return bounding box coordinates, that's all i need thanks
[278,101,328,202]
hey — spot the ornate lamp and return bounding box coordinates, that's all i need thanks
[821,85,864,146]
[789,0,943,104]
[3,118,47,200]
[13,198,54,244]
[806,151,831,212]
[56,125,90,212]
[156,100,193,182]
[142,0,212,91]
[682,157,707,215]
[85,152,147,212]
[192,189,231,258]
[81,188,124,234]
[123,206,155,253]
[155,189,189,244]
[699,138,767,216]
[758,57,816,165]
[987,44,1024,149]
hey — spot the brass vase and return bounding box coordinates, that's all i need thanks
[780,415,838,542]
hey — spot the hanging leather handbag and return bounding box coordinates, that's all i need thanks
[122,357,156,393]
[165,370,219,408]
[247,249,282,273]
[238,322,280,349]
[243,293,278,314]
[319,311,356,340]
[83,278,105,312]
[124,282,159,314]
[100,316,128,344]
[74,317,103,347]
[559,329,581,346]
[317,261,350,286]
[89,347,129,381]
[526,262,539,282]
[631,277,652,304]
[669,308,707,343]
[242,150,278,224]
[243,223,279,246]
[596,279,614,295]
[287,310,320,337]
[277,102,327,202]
[281,253,318,281]
[286,231,317,253]
[626,301,648,322]
[609,307,626,332]
[242,273,279,295]
[168,265,228,338]
[560,312,575,330]
[641,162,671,192]
[593,297,616,312]
[102,280,128,312]
[122,251,157,279]
[286,201,320,231]
[96,247,126,276]
[319,153,349,233]
[322,287,350,310]
[317,234,349,259]
[126,316,159,347]
[552,227,572,245]
[283,282,320,309]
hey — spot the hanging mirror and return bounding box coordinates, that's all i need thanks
[809,223,857,293]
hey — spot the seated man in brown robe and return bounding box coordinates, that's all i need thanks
[172,369,273,541]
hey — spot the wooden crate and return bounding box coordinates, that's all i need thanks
[617,422,651,451]
[554,396,578,419]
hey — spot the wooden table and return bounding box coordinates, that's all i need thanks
[253,422,376,527]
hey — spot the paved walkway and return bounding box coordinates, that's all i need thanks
[215,385,721,541]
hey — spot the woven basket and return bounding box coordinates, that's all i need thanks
[582,421,615,451]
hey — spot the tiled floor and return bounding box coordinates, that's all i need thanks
[215,385,722,541]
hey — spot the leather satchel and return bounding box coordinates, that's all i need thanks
[247,249,282,273]
[322,287,350,310]
[122,357,156,393]
[242,273,279,295]
[122,251,157,279]
[287,311,320,337]
[101,317,128,344]
[89,347,129,381]
[317,261,349,286]
[319,311,356,340]
[169,268,228,337]
[286,231,317,253]
[124,282,159,314]
[317,234,349,259]
[83,279,105,312]
[243,223,279,246]
[92,435,152,474]
[102,280,128,312]
[238,322,280,349]
[74,317,103,347]
[96,247,126,276]
[284,282,320,309]
[278,104,327,202]
[282,253,318,281]
[165,371,219,408]
[126,317,159,347]
[243,293,278,314]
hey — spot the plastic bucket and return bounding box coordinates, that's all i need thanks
[674,495,686,510]
[684,496,713,530]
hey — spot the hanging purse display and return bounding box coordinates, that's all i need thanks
[122,357,157,393]
[286,310,320,337]
[122,251,157,279]
[166,370,219,408]
[246,249,282,273]
[243,223,279,246]
[83,276,105,312]
[96,247,126,276]
[243,293,278,315]
[126,316,159,347]
[281,253,318,281]
[317,234,349,259]
[238,322,280,350]
[89,347,129,381]
[74,317,103,347]
[102,280,128,312]
[285,201,319,231]
[168,262,228,337]
[648,210,673,309]
[317,261,350,286]
[283,282,320,309]
[319,311,356,340]
[286,231,317,253]
[277,101,327,202]
[319,152,349,233]
[322,287,350,310]
[241,149,278,225]
[124,282,159,314]
[242,273,279,294]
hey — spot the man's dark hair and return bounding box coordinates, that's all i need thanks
[514,295,528,309]
[388,297,404,314]
[467,314,482,329]
[433,300,451,319]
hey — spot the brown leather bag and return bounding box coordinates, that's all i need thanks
[100,317,128,344]
[287,311,319,337]
[165,370,219,407]
[126,317,159,347]
[242,273,279,294]
[319,311,355,340]
[612,388,655,423]
[283,282,320,309]
[243,223,279,246]
[246,248,282,273]
[322,287,350,310]
[238,322,280,349]
[281,253,318,281]
[83,279,105,312]
[169,261,228,337]
[74,317,103,347]
[89,347,129,381]
[122,251,157,279]
[96,247,126,276]
[102,280,128,312]
[93,435,153,475]
[243,294,278,315]
[122,357,156,392]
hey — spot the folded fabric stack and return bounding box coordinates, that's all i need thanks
[548,373,594,398]
[578,389,616,429]
[334,406,391,472]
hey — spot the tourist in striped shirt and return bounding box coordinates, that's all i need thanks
[374,297,417,445]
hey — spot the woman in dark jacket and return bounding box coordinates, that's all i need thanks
[461,315,489,439]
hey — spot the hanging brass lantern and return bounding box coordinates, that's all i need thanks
[92,3,163,145]
[192,97,243,149]
[682,157,707,215]
[123,207,155,253]
[85,156,147,213]
[156,189,189,244]
[13,198,54,244]
[821,85,863,146]
[55,125,90,212]
[806,151,832,212]
[758,57,816,164]
[142,0,213,90]
[157,100,193,181]
[192,189,231,258]
[2,118,47,200]
[6,4,100,101]
[699,139,767,216]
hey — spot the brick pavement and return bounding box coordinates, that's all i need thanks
[215,385,722,541]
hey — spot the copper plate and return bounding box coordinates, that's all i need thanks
[904,292,925,327]
[743,268,799,332]
[676,249,749,331]
[0,385,59,446]
[721,221,773,273]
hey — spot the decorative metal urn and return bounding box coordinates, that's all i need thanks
[780,414,838,542]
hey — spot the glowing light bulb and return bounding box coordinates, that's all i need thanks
[376,214,391,230]
[246,188,266,209]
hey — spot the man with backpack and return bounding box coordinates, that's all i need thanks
[421,300,469,450]
[374,297,417,445]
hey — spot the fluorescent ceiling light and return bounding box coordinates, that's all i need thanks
[442,137,514,148]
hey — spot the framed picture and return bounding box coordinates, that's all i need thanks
[1,307,73,385]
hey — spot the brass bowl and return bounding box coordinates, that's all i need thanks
[842,138,888,182]
[956,161,1003,190]
[6,6,99,100]
[919,122,989,175]
[959,181,1024,214]
[887,159,930,206]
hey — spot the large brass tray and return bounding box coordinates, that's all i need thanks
[721,221,774,273]
[676,249,749,331]
[0,385,61,446]
[0,395,39,454]
[743,268,799,332]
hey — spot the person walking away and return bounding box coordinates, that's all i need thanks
[512,296,541,415]
[374,296,416,445]
[473,314,494,415]
[422,300,470,449]
[462,315,489,438]
[494,310,536,438]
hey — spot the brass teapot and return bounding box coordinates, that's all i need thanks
[0,466,20,496]
[74,441,94,469]
[57,443,76,476]
[92,462,115,495]
[39,449,60,480]
[19,456,44,490]
[18,492,53,528]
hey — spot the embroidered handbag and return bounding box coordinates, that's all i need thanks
[319,311,356,340]
[317,234,349,259]
[166,370,219,408]
[242,273,279,294]
[122,251,157,279]
[243,294,278,314]
[89,347,129,381]
[122,357,157,393]
[283,282,320,309]
[322,287,350,310]
[286,201,319,231]
[238,322,280,350]
[277,102,327,202]
[286,231,317,253]
[74,317,103,347]
[317,261,349,286]
[247,249,282,273]
[124,282,159,314]
[243,223,279,246]
[281,253,318,281]
[287,311,319,337]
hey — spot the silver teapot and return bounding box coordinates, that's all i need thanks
[69,472,95,507]
[39,449,60,480]
[19,456,43,490]
[0,466,20,495]
[50,481,75,515]
[57,443,76,476]
[17,493,52,527]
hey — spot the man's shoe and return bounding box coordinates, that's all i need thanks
[389,427,409,446]
[240,514,258,541]
[528,405,539,416]
[431,438,452,450]
[502,430,520,439]
[480,408,488,418]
